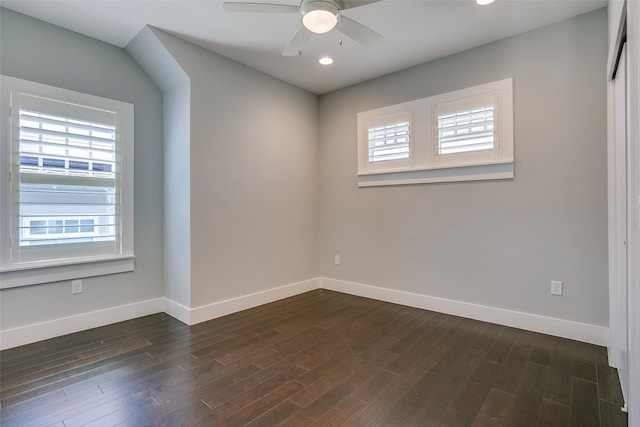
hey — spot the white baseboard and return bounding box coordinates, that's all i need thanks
[165,277,320,325]
[164,297,191,325]
[0,297,165,350]
[320,277,608,346]
[0,277,608,350]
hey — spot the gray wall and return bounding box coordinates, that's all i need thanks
[0,9,164,328]
[146,30,320,307]
[126,27,192,308]
[318,9,609,326]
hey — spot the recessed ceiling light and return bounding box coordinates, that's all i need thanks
[476,0,495,5]
[319,56,334,65]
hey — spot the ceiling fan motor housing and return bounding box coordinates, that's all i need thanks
[301,0,341,33]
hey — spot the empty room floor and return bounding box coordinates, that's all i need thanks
[0,289,628,426]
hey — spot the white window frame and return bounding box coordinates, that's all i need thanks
[0,75,134,289]
[359,111,413,173]
[357,78,514,187]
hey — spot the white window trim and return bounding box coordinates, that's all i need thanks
[0,75,134,288]
[360,111,413,172]
[357,78,514,187]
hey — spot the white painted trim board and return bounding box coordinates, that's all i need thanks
[0,276,608,350]
[164,278,320,325]
[320,277,608,346]
[0,297,165,350]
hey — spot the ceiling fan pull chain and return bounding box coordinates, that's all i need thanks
[298,24,304,55]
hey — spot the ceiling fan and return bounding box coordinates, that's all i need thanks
[223,0,384,56]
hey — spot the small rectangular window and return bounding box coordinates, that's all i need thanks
[80,219,95,233]
[48,219,63,234]
[357,78,513,186]
[65,220,79,234]
[358,111,413,174]
[437,106,494,155]
[432,92,502,168]
[368,121,411,163]
[30,220,47,235]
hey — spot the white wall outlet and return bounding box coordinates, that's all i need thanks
[334,255,341,265]
[550,280,563,296]
[71,279,83,294]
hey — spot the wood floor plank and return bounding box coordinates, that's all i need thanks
[308,395,366,427]
[289,356,362,407]
[598,399,628,427]
[243,400,301,427]
[199,360,305,409]
[571,340,598,383]
[529,333,555,367]
[473,323,507,353]
[503,361,548,427]
[206,374,303,422]
[0,290,626,427]
[386,310,441,354]
[485,327,516,364]
[472,387,514,427]
[213,381,305,427]
[384,315,450,374]
[343,356,439,426]
[439,378,493,426]
[543,336,573,406]
[142,400,213,427]
[374,371,447,427]
[441,352,502,426]
[569,378,600,427]
[350,368,399,402]
[595,346,625,407]
[536,398,570,427]
[494,341,535,394]
[405,375,463,426]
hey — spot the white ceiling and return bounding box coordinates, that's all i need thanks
[0,0,607,94]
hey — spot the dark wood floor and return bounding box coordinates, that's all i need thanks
[0,289,627,426]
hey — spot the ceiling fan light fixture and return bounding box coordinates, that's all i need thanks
[302,1,339,34]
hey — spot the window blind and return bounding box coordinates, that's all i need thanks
[437,106,494,155]
[368,121,410,163]
[17,99,118,247]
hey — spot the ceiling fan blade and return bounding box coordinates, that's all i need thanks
[282,26,312,56]
[338,15,383,48]
[223,2,299,13]
[340,0,382,11]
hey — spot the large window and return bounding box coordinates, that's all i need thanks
[0,75,134,288]
[357,79,513,187]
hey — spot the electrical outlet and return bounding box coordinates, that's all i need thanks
[550,280,563,296]
[71,279,83,294]
[334,255,341,265]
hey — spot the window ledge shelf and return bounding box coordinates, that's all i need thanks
[357,161,514,187]
[0,256,135,289]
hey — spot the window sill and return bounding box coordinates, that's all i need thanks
[357,161,514,187]
[0,256,135,289]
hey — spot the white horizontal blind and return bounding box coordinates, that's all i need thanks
[16,95,119,247]
[368,121,410,163]
[437,106,494,155]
